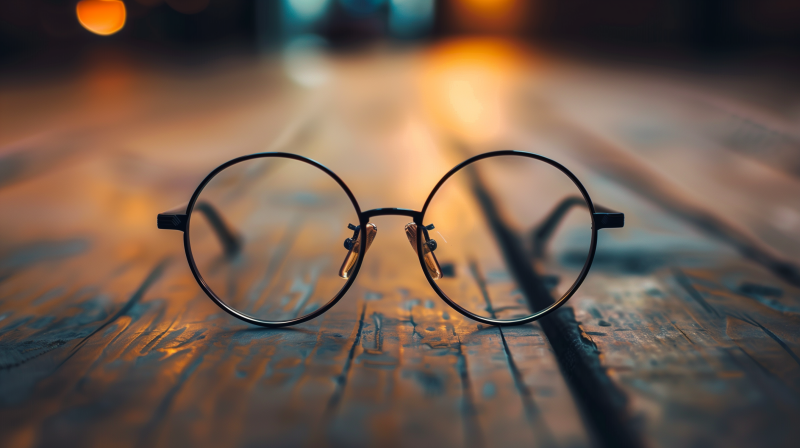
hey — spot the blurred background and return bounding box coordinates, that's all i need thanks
[2,0,799,267]
[4,0,800,57]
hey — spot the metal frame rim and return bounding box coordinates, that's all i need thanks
[417,150,598,326]
[179,150,598,328]
[183,152,364,328]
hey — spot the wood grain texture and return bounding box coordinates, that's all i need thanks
[1,40,800,448]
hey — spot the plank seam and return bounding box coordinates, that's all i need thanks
[465,162,644,448]
[326,303,366,412]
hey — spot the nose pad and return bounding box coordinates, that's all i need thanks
[404,223,443,280]
[338,223,378,279]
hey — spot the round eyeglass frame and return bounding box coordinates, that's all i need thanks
[183,153,364,328]
[181,150,598,327]
[418,150,598,326]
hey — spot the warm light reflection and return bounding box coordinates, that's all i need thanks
[420,39,527,145]
[76,0,127,36]
[448,79,483,124]
[395,118,448,198]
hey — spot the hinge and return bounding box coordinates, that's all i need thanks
[157,213,187,232]
[593,212,624,229]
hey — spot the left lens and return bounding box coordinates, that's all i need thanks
[187,155,360,324]
[420,154,594,322]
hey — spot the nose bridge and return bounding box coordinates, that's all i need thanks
[339,209,439,281]
[360,209,444,280]
[361,208,422,221]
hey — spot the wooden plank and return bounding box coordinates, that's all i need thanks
[505,65,800,447]
[0,75,592,448]
[328,229,590,447]
[2,42,800,448]
[568,262,800,448]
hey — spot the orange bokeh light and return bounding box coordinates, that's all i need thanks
[76,0,127,36]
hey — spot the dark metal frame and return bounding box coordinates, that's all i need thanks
[158,150,624,327]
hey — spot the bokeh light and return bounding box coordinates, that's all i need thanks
[389,0,434,37]
[283,35,331,88]
[451,0,527,33]
[76,0,127,36]
[284,0,331,24]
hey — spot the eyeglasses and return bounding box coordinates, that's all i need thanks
[157,151,624,327]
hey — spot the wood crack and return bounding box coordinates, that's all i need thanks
[56,258,170,370]
[464,158,644,448]
[326,303,367,412]
[454,333,485,448]
[746,315,800,368]
[673,268,720,317]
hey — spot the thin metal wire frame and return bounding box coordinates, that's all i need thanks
[418,150,599,326]
[164,150,613,328]
[181,152,363,328]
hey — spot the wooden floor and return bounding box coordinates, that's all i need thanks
[1,40,800,448]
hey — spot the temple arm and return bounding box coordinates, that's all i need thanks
[157,202,242,257]
[531,196,624,259]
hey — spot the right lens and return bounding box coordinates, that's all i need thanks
[187,156,360,323]
[421,154,593,321]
